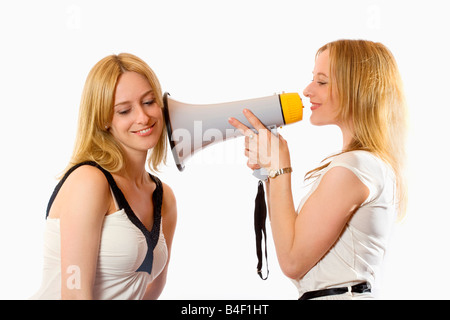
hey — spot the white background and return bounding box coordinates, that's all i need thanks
[0,0,449,300]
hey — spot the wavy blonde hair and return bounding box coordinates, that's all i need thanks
[63,53,167,176]
[305,39,409,219]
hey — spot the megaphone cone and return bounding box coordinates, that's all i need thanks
[163,92,303,171]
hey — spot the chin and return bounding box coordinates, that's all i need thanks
[309,115,334,127]
[309,116,323,126]
[142,139,160,151]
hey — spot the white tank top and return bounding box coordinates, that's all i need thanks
[30,162,168,300]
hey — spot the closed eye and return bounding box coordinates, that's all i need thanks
[117,109,130,115]
[143,99,155,106]
[311,79,328,86]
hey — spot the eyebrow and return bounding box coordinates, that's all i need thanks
[114,89,154,108]
[313,72,329,78]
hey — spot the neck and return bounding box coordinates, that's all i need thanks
[339,122,354,151]
[119,150,149,186]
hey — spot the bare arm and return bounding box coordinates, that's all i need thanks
[267,166,368,279]
[49,166,110,299]
[143,182,177,300]
[229,110,369,280]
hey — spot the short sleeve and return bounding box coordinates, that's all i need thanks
[326,151,386,206]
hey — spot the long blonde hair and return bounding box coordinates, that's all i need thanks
[305,39,409,219]
[64,53,167,176]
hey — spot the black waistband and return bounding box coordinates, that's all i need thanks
[298,282,371,300]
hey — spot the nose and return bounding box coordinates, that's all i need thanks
[135,105,150,125]
[303,82,313,98]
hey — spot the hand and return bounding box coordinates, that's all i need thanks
[228,109,291,171]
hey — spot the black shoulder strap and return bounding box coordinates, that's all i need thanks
[45,161,115,218]
[148,173,163,217]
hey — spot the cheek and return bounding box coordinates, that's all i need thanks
[110,117,132,137]
[152,106,163,120]
[153,108,164,126]
[320,86,339,118]
[329,86,340,109]
[154,118,164,135]
[147,106,164,133]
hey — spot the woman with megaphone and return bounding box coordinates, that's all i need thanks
[229,39,408,300]
[31,53,177,300]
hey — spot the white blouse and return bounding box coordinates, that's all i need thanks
[291,150,397,298]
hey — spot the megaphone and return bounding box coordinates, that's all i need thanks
[163,92,303,176]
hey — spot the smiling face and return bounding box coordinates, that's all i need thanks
[303,49,340,127]
[109,71,163,157]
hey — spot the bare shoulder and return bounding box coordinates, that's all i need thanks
[63,165,110,195]
[161,182,177,223]
[161,182,177,213]
[160,182,177,246]
[48,164,111,219]
[161,182,176,203]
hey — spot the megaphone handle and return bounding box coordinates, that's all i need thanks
[252,126,278,181]
[253,167,269,181]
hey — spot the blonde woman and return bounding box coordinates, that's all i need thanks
[31,53,177,300]
[229,39,408,300]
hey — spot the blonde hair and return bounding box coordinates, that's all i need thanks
[305,39,409,219]
[64,53,167,176]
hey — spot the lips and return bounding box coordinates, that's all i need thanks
[310,102,321,111]
[132,123,156,136]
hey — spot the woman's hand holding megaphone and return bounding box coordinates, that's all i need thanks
[228,109,291,175]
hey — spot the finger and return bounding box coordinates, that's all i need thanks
[247,160,261,170]
[243,109,268,132]
[228,117,253,136]
[247,149,260,168]
[245,135,257,149]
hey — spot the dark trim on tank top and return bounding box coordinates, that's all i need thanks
[45,161,163,275]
